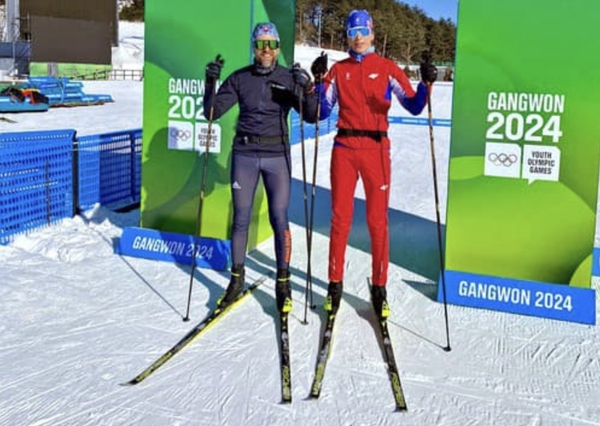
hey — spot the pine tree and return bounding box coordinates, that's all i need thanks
[119,0,144,22]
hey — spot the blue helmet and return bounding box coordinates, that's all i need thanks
[346,9,373,31]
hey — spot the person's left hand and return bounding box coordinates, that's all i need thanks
[420,59,438,84]
[291,64,313,93]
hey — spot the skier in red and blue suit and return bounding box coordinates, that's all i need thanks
[310,9,438,318]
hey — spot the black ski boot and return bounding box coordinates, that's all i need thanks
[371,285,390,319]
[275,268,292,313]
[218,264,245,308]
[324,281,343,313]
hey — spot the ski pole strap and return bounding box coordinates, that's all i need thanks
[235,133,289,145]
[337,128,387,142]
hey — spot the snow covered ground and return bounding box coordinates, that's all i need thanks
[1,22,600,426]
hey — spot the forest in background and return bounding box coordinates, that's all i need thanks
[297,0,456,64]
[121,0,456,65]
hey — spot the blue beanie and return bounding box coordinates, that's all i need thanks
[252,22,280,42]
[346,10,373,31]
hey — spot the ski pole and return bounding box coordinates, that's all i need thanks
[183,54,223,322]
[304,62,326,321]
[426,82,451,351]
[294,64,313,325]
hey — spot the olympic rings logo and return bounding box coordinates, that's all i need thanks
[170,128,192,140]
[488,152,518,166]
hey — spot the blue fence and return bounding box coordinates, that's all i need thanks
[77,129,142,210]
[289,108,451,143]
[0,130,74,244]
[289,108,338,144]
[0,128,142,244]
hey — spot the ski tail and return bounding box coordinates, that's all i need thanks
[279,312,292,403]
[378,318,408,411]
[122,275,267,386]
[310,310,337,398]
[367,278,408,411]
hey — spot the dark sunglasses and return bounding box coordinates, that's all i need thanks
[254,39,280,50]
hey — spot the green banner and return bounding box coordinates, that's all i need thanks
[442,0,600,323]
[141,0,295,248]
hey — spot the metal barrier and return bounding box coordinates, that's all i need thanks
[59,69,143,81]
[0,128,142,244]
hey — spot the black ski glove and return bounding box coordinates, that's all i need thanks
[291,64,313,93]
[311,52,328,82]
[205,54,225,86]
[420,59,438,84]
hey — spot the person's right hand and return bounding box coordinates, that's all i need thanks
[311,52,328,82]
[205,54,224,86]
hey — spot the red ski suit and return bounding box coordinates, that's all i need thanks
[318,51,429,285]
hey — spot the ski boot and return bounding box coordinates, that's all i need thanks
[275,268,292,313]
[218,264,245,308]
[323,281,343,313]
[371,285,390,319]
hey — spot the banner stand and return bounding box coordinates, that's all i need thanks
[442,0,599,325]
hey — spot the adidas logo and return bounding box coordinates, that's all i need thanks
[232,181,242,190]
